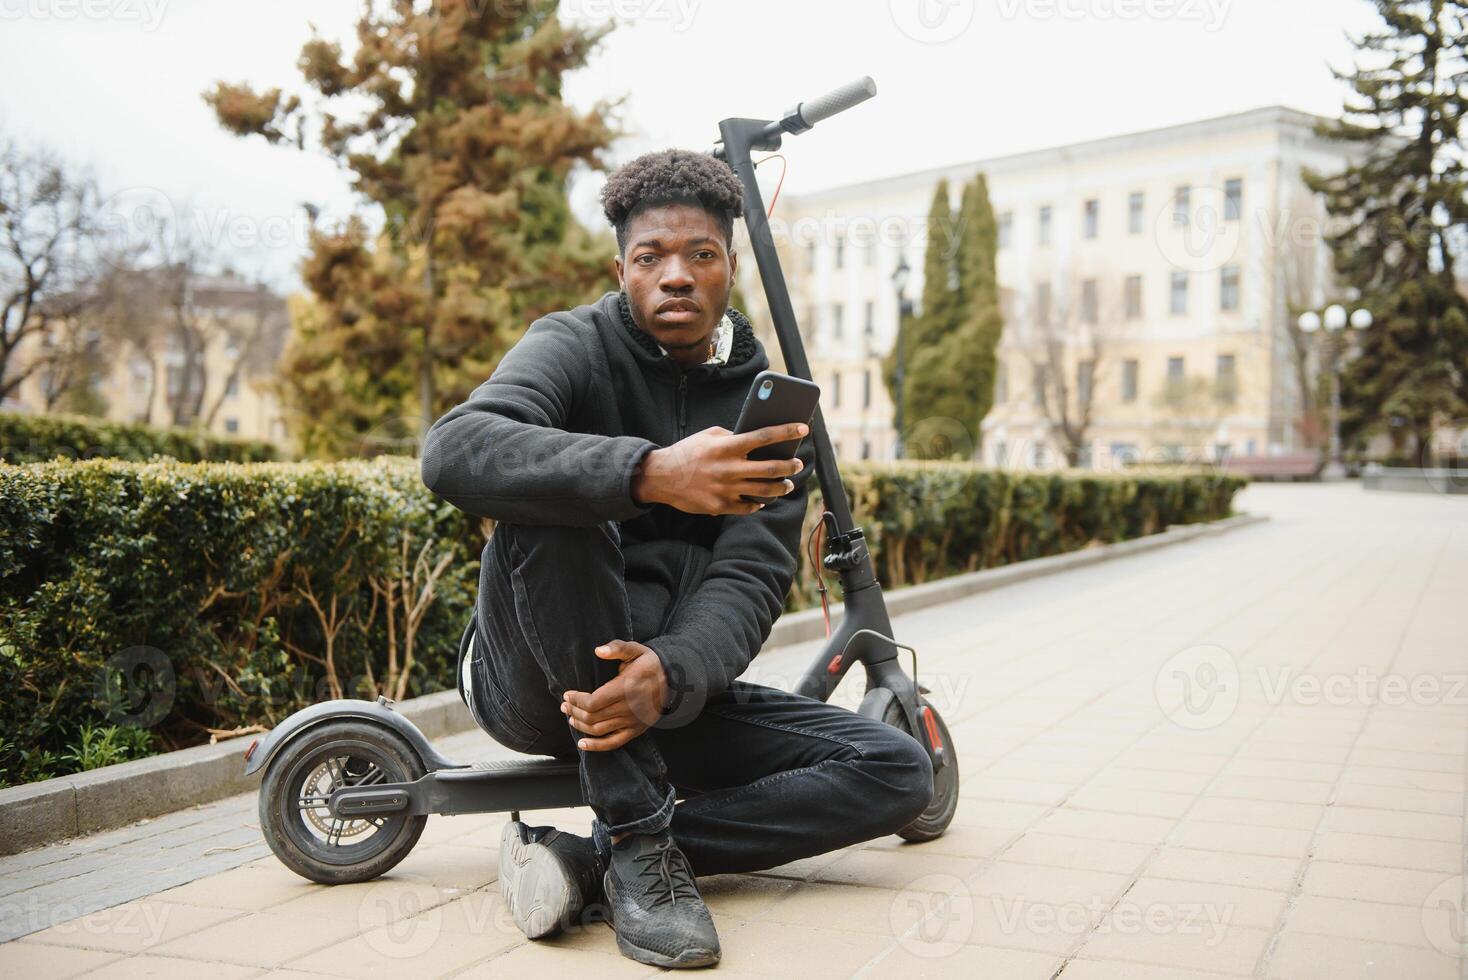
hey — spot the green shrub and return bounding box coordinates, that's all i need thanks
[0,456,480,786]
[0,454,1243,785]
[0,410,280,464]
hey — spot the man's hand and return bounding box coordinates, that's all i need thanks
[562,639,669,751]
[631,423,807,516]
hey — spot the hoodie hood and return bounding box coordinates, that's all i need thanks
[604,290,766,381]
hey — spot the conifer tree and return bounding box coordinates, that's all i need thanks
[205,0,619,455]
[1305,0,1468,458]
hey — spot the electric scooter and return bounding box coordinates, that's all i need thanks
[247,76,960,886]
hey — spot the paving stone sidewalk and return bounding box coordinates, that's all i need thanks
[2,483,1465,979]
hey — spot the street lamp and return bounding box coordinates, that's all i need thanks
[890,256,913,460]
[1298,301,1372,479]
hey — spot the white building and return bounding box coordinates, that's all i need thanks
[738,106,1359,468]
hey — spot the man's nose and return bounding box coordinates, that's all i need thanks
[659,255,694,290]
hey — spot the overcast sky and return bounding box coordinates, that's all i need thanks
[0,0,1382,290]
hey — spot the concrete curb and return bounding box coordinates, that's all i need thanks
[0,511,1265,856]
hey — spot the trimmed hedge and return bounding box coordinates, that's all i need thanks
[0,456,1243,785]
[0,410,280,464]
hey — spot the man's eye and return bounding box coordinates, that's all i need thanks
[694,250,715,260]
[636,254,657,265]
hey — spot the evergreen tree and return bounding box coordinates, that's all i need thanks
[205,0,619,455]
[1305,0,1468,458]
[884,175,1003,458]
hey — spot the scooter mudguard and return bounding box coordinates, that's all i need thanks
[242,697,464,777]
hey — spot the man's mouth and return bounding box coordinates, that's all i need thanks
[655,299,701,324]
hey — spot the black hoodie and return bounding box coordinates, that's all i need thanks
[420,289,814,714]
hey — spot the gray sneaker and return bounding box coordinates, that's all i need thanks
[499,820,604,939]
[603,829,719,968]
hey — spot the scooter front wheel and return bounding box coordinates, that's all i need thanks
[258,719,428,884]
[881,697,960,842]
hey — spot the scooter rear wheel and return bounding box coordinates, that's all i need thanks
[881,697,960,842]
[259,719,427,884]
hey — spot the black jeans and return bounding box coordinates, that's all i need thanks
[462,519,934,876]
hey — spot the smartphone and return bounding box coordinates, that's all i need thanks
[732,370,821,504]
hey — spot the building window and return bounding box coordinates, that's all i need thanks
[831,303,844,340]
[1224,178,1243,221]
[803,305,815,331]
[834,232,845,270]
[1080,279,1098,324]
[998,211,1013,249]
[166,365,183,398]
[1219,265,1240,311]
[1216,354,1237,403]
[1128,191,1144,234]
[1035,282,1052,328]
[861,438,871,460]
[1078,360,1094,406]
[832,371,841,408]
[805,241,816,272]
[996,362,1008,403]
[862,368,872,409]
[225,375,239,399]
[1038,206,1052,246]
[864,239,876,268]
[1111,442,1138,466]
[1169,270,1188,315]
[1083,199,1099,239]
[1032,365,1048,408]
[1122,358,1138,403]
[1032,442,1049,468]
[1124,275,1142,319]
[1167,356,1185,384]
[1173,185,1190,226]
[224,417,239,434]
[863,301,875,337]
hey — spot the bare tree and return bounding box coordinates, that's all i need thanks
[199,275,289,428]
[0,139,98,402]
[1021,273,1122,466]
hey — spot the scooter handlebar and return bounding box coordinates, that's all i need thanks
[796,76,877,128]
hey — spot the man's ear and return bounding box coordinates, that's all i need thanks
[613,252,624,290]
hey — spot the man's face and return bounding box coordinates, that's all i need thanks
[615,202,737,368]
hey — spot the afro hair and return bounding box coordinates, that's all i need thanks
[600,149,744,255]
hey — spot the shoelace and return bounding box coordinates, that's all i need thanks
[635,839,700,909]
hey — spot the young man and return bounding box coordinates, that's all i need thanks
[420,149,933,969]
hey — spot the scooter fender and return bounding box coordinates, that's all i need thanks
[242,698,464,777]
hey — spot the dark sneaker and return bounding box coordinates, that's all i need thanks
[603,829,719,968]
[499,820,604,939]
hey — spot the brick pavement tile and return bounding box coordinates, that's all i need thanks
[1300,861,1449,907]
[861,942,1062,980]
[1207,776,1334,805]
[1064,786,1197,819]
[1311,832,1462,873]
[284,915,510,978]
[1074,921,1270,976]
[705,919,896,977]
[959,777,1078,807]
[0,942,123,978]
[151,908,364,968]
[1187,797,1323,830]
[1120,877,1288,929]
[1333,783,1463,816]
[1340,766,1462,793]
[149,863,316,911]
[1170,821,1314,858]
[948,799,1051,831]
[1218,758,1343,783]
[266,875,463,932]
[454,944,655,979]
[967,862,1133,909]
[695,874,798,921]
[1145,847,1300,892]
[1349,748,1463,774]
[1087,767,1213,795]
[1265,932,1457,980]
[981,759,1101,784]
[813,848,987,892]
[1059,958,1247,980]
[19,900,241,954]
[1001,832,1152,875]
[71,954,261,978]
[1105,749,1230,776]
[1321,805,1462,842]
[1032,808,1177,845]
[1288,894,1444,948]
[864,824,1012,859]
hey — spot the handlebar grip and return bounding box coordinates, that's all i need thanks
[797,77,877,128]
